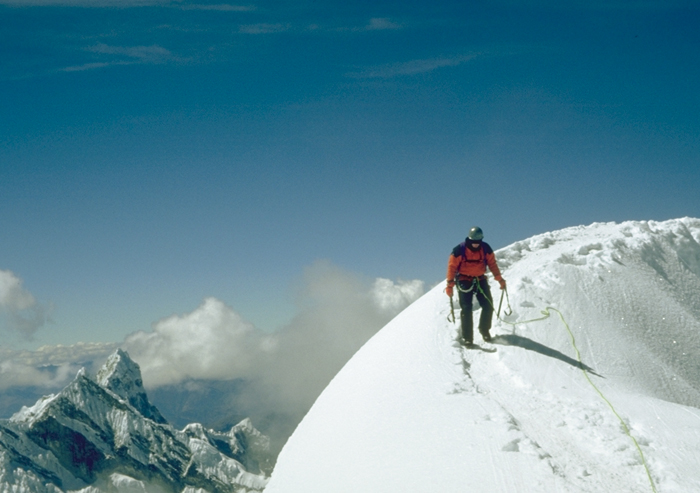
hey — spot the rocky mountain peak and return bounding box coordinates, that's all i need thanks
[95,348,166,424]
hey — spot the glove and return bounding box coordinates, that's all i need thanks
[498,278,507,290]
[445,282,454,297]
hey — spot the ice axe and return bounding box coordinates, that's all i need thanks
[447,293,456,324]
[497,286,513,318]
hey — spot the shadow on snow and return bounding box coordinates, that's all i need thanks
[493,334,603,378]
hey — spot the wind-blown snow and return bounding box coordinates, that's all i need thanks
[265,218,700,493]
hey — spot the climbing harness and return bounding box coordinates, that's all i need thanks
[447,277,511,322]
[456,277,479,293]
[447,278,479,324]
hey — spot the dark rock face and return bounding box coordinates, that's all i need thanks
[27,415,107,483]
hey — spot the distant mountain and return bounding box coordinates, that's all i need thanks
[0,348,271,492]
[148,379,298,461]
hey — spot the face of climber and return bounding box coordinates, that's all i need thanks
[467,240,482,252]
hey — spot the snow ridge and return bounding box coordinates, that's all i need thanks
[265,218,700,493]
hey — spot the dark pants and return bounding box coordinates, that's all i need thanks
[458,277,493,342]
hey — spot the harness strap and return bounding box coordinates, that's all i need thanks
[457,242,488,267]
[456,277,479,293]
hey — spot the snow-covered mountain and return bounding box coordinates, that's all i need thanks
[265,218,700,493]
[0,349,271,492]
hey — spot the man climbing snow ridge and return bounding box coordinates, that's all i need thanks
[446,226,506,346]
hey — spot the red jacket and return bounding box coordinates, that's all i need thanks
[447,241,503,285]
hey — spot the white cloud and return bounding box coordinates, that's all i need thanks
[62,62,117,72]
[0,0,172,6]
[0,269,51,339]
[364,18,402,31]
[122,260,424,415]
[0,270,36,311]
[1,0,256,8]
[371,278,425,314]
[491,0,689,9]
[60,44,178,72]
[180,4,253,11]
[123,297,276,387]
[94,43,166,56]
[251,261,425,413]
[346,54,479,79]
[11,341,119,365]
[238,23,290,34]
[90,43,175,63]
[0,360,78,390]
[0,342,117,390]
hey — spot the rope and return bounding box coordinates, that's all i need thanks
[471,283,657,493]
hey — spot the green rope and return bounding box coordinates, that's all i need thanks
[473,285,657,492]
[542,307,657,493]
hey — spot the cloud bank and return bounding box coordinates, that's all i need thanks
[123,297,276,386]
[123,260,424,412]
[261,261,424,413]
[0,261,424,447]
[0,342,118,391]
[0,269,51,339]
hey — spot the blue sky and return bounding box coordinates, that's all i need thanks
[1,0,699,350]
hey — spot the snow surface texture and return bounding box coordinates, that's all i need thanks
[265,218,700,493]
[0,349,271,492]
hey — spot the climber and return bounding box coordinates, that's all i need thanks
[446,226,506,345]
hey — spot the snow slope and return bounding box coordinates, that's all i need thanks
[265,218,700,493]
